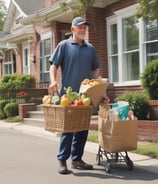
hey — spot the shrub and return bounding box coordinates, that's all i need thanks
[0,74,35,90]
[140,59,158,99]
[4,102,18,117]
[0,100,8,119]
[115,91,149,120]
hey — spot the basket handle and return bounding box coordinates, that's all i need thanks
[50,91,60,104]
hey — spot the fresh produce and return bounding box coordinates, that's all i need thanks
[42,86,91,106]
[82,79,100,86]
[82,97,91,106]
[51,95,60,105]
[64,87,80,102]
[42,95,51,104]
[60,97,70,106]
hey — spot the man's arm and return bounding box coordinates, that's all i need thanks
[49,64,58,93]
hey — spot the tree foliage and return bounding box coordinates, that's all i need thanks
[137,0,158,20]
[0,0,7,31]
[60,0,94,15]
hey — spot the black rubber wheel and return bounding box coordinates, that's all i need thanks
[105,161,111,173]
[96,153,103,165]
[126,159,134,170]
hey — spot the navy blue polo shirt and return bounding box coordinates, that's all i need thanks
[49,37,100,95]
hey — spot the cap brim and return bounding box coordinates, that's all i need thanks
[74,21,90,26]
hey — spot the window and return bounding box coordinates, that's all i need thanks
[145,19,158,63]
[123,16,139,81]
[107,5,158,85]
[107,5,140,84]
[40,33,52,82]
[22,42,30,74]
[4,52,14,74]
[23,48,29,74]
[109,24,118,82]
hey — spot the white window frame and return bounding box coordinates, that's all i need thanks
[107,4,142,86]
[22,41,30,74]
[4,51,14,74]
[41,32,52,73]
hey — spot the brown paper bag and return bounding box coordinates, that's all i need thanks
[98,117,138,153]
[79,78,108,107]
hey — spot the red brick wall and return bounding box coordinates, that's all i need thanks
[138,120,158,142]
[19,103,36,121]
[87,8,108,78]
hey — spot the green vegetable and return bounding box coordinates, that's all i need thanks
[64,87,80,102]
[51,95,60,105]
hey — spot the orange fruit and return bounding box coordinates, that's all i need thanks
[60,97,70,106]
[92,81,100,86]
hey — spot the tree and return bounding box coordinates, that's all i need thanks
[0,0,7,31]
[137,0,158,20]
[60,0,94,15]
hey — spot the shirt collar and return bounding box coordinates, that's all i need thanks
[69,37,87,46]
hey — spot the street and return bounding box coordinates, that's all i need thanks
[0,127,158,184]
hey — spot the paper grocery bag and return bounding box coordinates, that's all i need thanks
[98,117,138,153]
[79,78,108,107]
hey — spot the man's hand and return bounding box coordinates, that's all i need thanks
[49,81,58,93]
[102,94,110,105]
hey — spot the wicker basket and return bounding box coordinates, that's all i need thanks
[43,104,93,133]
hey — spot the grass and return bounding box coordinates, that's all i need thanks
[87,130,158,159]
[132,142,158,159]
[5,116,21,123]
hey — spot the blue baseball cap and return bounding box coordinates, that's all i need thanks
[71,17,89,26]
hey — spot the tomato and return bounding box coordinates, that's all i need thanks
[74,100,84,106]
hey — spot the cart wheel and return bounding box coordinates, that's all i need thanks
[126,159,133,170]
[96,153,103,165]
[105,161,111,173]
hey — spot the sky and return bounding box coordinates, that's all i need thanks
[4,0,10,8]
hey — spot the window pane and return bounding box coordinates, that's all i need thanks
[44,38,51,55]
[146,19,158,41]
[124,51,139,81]
[111,56,118,82]
[146,42,158,63]
[124,16,139,51]
[44,56,50,71]
[24,48,28,66]
[111,24,118,54]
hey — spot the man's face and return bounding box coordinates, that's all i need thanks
[71,24,87,40]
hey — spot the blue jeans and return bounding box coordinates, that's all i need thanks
[57,130,88,161]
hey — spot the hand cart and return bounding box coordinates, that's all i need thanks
[96,146,134,173]
[97,118,138,173]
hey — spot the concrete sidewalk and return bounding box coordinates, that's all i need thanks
[0,120,158,174]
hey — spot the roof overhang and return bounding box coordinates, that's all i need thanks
[0,25,35,44]
[21,0,119,26]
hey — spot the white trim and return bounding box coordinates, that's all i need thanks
[22,41,30,74]
[107,4,141,85]
[12,0,27,17]
[114,3,139,17]
[41,31,52,40]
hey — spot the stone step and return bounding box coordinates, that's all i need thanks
[27,111,44,119]
[23,118,44,127]
[36,104,44,111]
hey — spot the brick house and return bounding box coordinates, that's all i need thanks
[0,0,158,141]
[0,0,157,100]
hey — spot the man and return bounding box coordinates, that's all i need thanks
[49,17,109,174]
